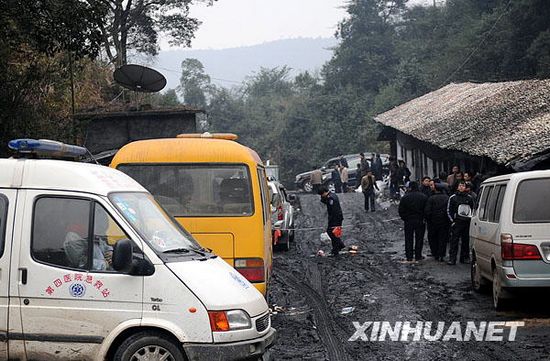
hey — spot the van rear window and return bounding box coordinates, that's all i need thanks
[118,164,254,217]
[513,178,550,223]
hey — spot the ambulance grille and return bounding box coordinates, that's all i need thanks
[255,313,270,332]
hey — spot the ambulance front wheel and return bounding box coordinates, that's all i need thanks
[114,331,186,361]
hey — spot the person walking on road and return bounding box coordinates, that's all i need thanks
[331,164,343,193]
[340,164,349,193]
[371,154,383,181]
[361,170,379,212]
[310,168,323,194]
[447,180,474,265]
[424,183,450,262]
[359,153,370,178]
[398,182,428,263]
[318,186,345,256]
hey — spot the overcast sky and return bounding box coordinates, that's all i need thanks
[162,0,347,50]
[162,0,435,50]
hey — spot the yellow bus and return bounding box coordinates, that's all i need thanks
[110,133,273,295]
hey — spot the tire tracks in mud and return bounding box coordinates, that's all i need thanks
[277,268,350,361]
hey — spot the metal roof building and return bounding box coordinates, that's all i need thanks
[374,79,550,179]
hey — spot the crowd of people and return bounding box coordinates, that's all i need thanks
[397,165,480,265]
[313,154,483,262]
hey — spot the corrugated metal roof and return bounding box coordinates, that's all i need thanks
[374,80,550,166]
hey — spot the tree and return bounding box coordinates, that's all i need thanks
[89,0,217,66]
[178,58,212,108]
[323,0,408,96]
[0,0,108,156]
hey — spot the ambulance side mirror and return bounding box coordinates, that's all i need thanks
[112,239,133,272]
[113,239,155,276]
[130,257,155,276]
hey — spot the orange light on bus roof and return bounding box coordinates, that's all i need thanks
[176,132,238,141]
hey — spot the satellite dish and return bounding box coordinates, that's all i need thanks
[113,64,167,92]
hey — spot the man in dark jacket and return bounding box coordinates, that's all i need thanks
[331,164,342,193]
[447,181,475,265]
[359,153,370,178]
[361,170,379,212]
[420,176,433,198]
[371,154,383,181]
[424,183,450,261]
[398,182,428,263]
[318,186,345,256]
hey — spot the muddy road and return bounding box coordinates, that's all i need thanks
[268,193,550,360]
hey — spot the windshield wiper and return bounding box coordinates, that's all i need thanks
[163,248,191,254]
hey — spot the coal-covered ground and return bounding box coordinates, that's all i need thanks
[268,192,550,361]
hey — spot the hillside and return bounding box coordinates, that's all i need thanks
[153,37,338,90]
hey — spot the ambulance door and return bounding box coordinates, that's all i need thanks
[0,190,14,360]
[16,191,143,360]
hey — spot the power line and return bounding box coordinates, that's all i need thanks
[155,66,243,85]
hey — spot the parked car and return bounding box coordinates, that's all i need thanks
[295,152,389,192]
[1,139,275,361]
[268,181,295,251]
[470,170,550,310]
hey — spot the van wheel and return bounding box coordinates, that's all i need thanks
[303,181,313,193]
[289,229,295,243]
[471,256,488,293]
[492,268,508,310]
[114,331,185,361]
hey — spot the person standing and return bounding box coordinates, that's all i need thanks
[361,170,379,212]
[359,153,370,178]
[331,164,342,193]
[397,159,411,186]
[398,182,428,263]
[424,182,450,261]
[318,186,345,256]
[420,176,432,198]
[340,164,349,193]
[446,165,460,189]
[447,181,474,265]
[310,168,323,194]
[338,154,349,168]
[389,156,399,199]
[371,154,383,181]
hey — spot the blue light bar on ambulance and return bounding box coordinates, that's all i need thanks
[8,139,87,158]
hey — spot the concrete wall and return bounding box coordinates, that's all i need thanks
[76,109,198,154]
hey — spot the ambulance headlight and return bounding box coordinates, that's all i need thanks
[226,310,252,330]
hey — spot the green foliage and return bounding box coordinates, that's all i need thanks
[206,0,550,186]
[0,0,108,156]
[178,58,212,108]
[92,0,216,65]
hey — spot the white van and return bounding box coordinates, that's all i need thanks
[470,170,550,309]
[0,140,275,360]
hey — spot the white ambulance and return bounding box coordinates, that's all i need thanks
[0,139,275,360]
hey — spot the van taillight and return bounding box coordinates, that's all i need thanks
[235,258,265,283]
[501,233,541,260]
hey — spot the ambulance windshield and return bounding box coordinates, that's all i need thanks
[109,192,202,253]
